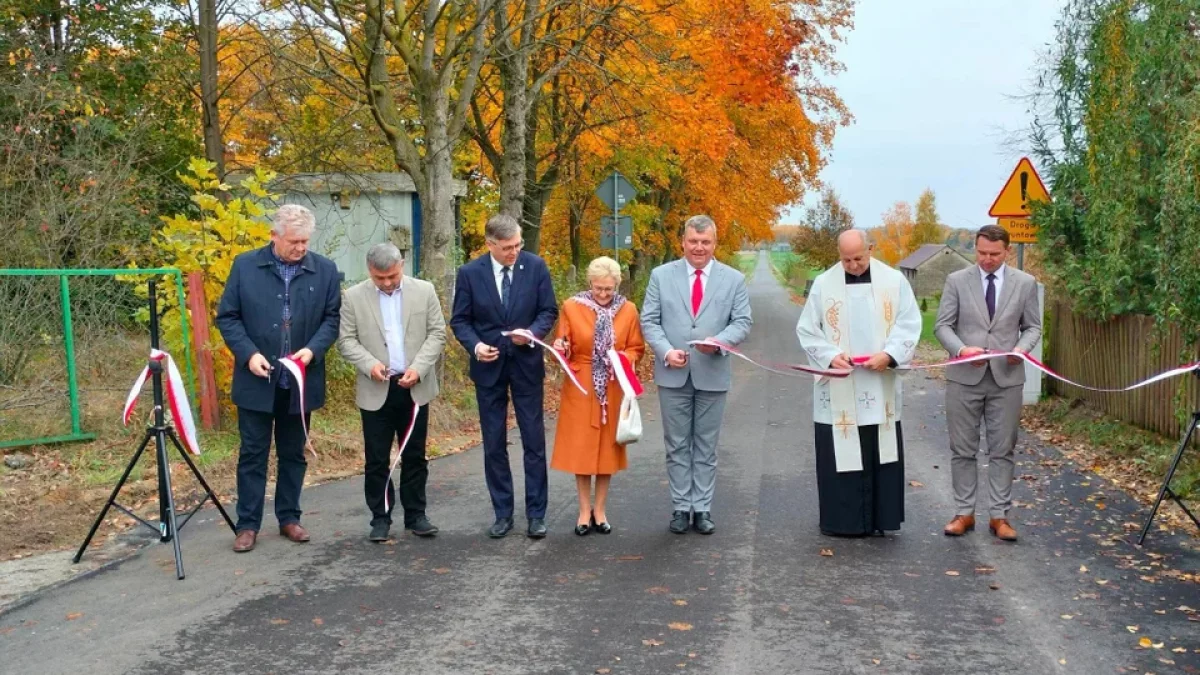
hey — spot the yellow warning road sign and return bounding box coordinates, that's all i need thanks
[989,157,1050,218]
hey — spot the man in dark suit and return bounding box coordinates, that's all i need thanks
[450,214,558,538]
[216,204,342,553]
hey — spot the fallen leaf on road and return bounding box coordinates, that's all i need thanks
[642,639,664,647]
[988,583,1001,591]
[432,568,450,574]
[903,572,920,577]
[669,623,693,631]
[673,600,688,606]
[872,658,881,665]
[908,480,924,488]
[819,549,833,557]
[1079,565,1088,573]
[647,586,669,595]
[974,566,995,575]
[596,669,611,674]
[1060,615,1073,620]
[270,618,290,625]
[312,617,324,626]
[906,653,920,661]
[1173,647,1187,653]
[1096,579,1109,585]
[1059,658,1067,665]
[1127,626,1139,633]
[945,570,960,577]
[65,613,83,621]
[618,555,644,561]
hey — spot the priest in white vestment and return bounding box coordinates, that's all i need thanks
[796,230,922,536]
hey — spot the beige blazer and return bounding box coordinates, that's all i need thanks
[336,277,446,410]
[934,264,1042,388]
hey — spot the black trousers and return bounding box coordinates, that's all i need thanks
[361,381,429,526]
[235,386,309,532]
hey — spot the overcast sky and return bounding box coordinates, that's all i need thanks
[784,0,1066,229]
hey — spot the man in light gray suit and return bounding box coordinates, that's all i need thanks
[337,243,447,542]
[641,215,752,535]
[934,225,1042,542]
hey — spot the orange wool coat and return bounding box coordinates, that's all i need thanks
[549,298,646,476]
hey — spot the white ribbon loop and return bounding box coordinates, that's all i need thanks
[122,349,201,456]
[502,329,589,395]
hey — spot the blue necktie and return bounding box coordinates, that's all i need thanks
[985,273,996,320]
[501,266,512,309]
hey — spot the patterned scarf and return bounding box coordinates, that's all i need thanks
[571,290,627,423]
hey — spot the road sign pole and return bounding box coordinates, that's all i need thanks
[613,172,620,260]
[1017,243,1025,271]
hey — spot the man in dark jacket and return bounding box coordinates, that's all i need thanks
[216,204,341,552]
[450,214,558,539]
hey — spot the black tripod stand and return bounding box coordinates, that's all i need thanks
[73,279,234,579]
[1137,370,1200,545]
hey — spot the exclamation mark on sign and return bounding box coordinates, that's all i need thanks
[1020,172,1029,210]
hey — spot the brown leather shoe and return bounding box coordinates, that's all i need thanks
[280,523,311,543]
[989,518,1018,542]
[233,530,257,552]
[943,515,975,536]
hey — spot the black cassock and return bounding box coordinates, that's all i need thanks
[813,421,905,536]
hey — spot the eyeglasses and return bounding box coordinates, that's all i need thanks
[490,240,524,254]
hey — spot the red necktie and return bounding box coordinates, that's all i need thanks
[691,269,703,316]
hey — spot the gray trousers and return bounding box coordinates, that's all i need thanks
[946,370,1023,520]
[658,376,727,512]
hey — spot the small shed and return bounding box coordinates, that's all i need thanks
[897,244,972,298]
[269,172,467,283]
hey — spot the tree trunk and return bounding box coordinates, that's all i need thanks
[197,0,223,177]
[419,114,457,288]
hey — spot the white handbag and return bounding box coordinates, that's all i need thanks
[615,394,643,445]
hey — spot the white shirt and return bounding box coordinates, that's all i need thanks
[377,285,406,374]
[491,255,514,300]
[980,263,1005,302]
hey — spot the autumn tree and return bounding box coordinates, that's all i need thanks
[873,201,914,265]
[791,188,854,269]
[910,188,946,248]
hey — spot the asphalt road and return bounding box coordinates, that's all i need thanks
[1,252,1196,674]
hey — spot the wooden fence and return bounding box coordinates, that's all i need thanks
[1047,300,1200,441]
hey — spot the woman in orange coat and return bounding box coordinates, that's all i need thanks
[551,256,645,536]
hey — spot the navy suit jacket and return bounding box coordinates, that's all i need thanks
[450,251,558,388]
[215,245,342,413]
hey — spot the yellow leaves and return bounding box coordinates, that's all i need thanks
[191,194,221,212]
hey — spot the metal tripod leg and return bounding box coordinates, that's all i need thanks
[168,429,235,531]
[154,427,186,580]
[72,431,154,563]
[1137,412,1200,546]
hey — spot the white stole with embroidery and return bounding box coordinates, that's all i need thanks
[797,259,920,472]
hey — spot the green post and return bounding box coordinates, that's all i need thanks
[59,275,83,435]
[173,271,198,407]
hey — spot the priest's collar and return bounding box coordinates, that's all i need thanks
[844,268,872,284]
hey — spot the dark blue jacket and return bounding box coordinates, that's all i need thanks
[449,251,558,388]
[215,245,342,413]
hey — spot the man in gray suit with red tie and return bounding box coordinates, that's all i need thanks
[641,215,752,535]
[935,225,1042,542]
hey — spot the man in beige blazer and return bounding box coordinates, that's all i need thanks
[934,225,1042,542]
[337,243,446,541]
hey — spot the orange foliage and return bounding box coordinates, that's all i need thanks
[873,201,914,265]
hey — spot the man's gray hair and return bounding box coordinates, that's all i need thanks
[683,214,718,237]
[838,228,873,248]
[272,204,317,236]
[485,214,521,241]
[366,242,403,271]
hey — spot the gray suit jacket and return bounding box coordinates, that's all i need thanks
[934,265,1042,388]
[336,277,447,409]
[640,259,752,391]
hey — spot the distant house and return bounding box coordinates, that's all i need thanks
[897,244,972,298]
[267,172,467,283]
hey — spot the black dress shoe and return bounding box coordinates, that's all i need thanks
[369,521,390,542]
[591,512,612,534]
[488,517,514,538]
[407,516,439,537]
[527,517,548,538]
[669,510,690,534]
[693,511,715,535]
[574,523,591,536]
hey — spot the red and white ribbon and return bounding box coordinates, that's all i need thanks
[502,329,589,395]
[687,338,853,379]
[122,349,201,456]
[383,400,421,514]
[608,349,644,399]
[899,351,1200,393]
[277,355,318,460]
